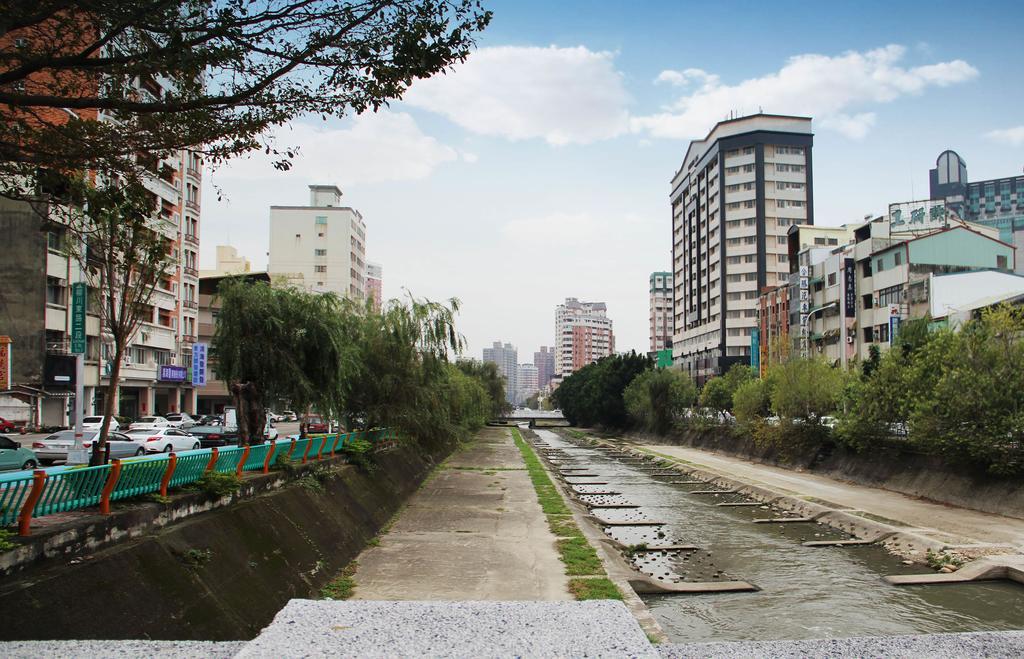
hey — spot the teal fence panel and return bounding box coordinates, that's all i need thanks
[34,464,111,515]
[0,472,35,526]
[332,433,348,452]
[242,442,272,471]
[111,456,169,501]
[169,448,213,487]
[290,438,311,460]
[213,446,245,473]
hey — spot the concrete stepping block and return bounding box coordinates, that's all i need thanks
[629,578,759,594]
[595,519,667,527]
[717,502,762,507]
[690,489,739,495]
[587,504,642,509]
[236,600,656,658]
[668,481,704,485]
[752,517,814,524]
[628,545,700,552]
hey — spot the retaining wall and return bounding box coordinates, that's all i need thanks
[0,440,449,641]
[632,427,1024,520]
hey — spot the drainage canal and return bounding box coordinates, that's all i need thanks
[532,428,1024,643]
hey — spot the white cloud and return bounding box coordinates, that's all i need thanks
[213,110,458,184]
[404,45,630,145]
[501,211,602,244]
[633,45,978,140]
[986,126,1024,146]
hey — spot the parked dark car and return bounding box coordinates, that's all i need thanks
[189,424,239,448]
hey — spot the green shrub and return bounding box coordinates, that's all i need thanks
[342,438,376,474]
[196,471,242,497]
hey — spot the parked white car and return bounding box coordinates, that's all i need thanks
[125,428,201,453]
[82,416,120,431]
[164,413,197,429]
[32,430,146,464]
[129,416,170,431]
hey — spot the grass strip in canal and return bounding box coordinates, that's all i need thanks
[511,427,621,599]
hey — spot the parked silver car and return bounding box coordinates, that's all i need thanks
[32,430,146,465]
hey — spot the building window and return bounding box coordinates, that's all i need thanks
[47,229,65,252]
[998,255,1008,270]
[878,285,903,307]
[894,252,902,266]
[876,258,884,273]
[827,273,837,287]
[315,216,328,225]
[131,347,147,364]
[314,265,327,273]
[314,249,327,256]
[46,277,65,305]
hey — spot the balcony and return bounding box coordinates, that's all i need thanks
[181,335,196,344]
[182,265,198,278]
[185,199,200,212]
[182,300,199,311]
[186,167,201,181]
[183,233,199,248]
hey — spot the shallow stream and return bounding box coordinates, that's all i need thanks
[533,428,1024,642]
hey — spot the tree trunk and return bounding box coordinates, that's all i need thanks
[90,342,124,466]
[230,381,263,446]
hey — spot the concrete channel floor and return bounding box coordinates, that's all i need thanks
[349,426,571,600]
[633,441,1024,549]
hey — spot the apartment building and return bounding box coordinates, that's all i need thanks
[199,245,252,278]
[671,114,813,384]
[482,342,518,405]
[0,152,202,425]
[533,346,555,391]
[649,272,673,354]
[516,363,539,405]
[268,185,367,300]
[929,149,1024,272]
[554,298,615,380]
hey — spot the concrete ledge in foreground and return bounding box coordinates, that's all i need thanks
[235,599,656,658]
[658,630,1024,659]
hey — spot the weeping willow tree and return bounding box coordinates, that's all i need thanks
[211,279,358,444]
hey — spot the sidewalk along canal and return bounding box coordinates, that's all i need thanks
[347,426,572,600]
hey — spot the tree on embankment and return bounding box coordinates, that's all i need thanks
[551,352,651,429]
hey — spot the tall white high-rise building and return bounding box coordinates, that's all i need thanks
[482,341,518,405]
[671,114,813,384]
[554,298,615,380]
[268,185,367,300]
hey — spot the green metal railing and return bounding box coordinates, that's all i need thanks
[8,428,395,536]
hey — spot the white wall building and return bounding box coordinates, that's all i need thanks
[671,114,813,384]
[516,363,539,405]
[268,185,367,300]
[649,272,673,353]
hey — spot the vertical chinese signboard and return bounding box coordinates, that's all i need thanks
[750,328,760,375]
[192,342,208,387]
[70,282,86,354]
[0,336,11,390]
[798,265,810,358]
[844,258,856,318]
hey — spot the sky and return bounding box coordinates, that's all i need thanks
[199,0,1024,361]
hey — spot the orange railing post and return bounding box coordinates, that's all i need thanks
[316,436,327,461]
[18,470,47,536]
[286,438,296,458]
[263,440,277,474]
[205,447,219,472]
[236,445,250,477]
[160,454,177,497]
[329,434,336,458]
[301,438,314,464]
[101,459,123,514]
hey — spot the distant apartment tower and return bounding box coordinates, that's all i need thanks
[483,342,518,405]
[555,298,615,379]
[268,185,367,300]
[517,363,539,405]
[649,272,673,353]
[366,262,383,311]
[671,114,813,383]
[533,346,555,390]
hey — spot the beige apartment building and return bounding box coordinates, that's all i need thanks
[671,114,813,383]
[268,185,367,300]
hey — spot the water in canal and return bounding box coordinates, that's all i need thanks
[533,428,1024,643]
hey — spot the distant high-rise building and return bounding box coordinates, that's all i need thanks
[533,346,555,390]
[516,363,539,405]
[482,342,518,405]
[649,272,673,353]
[554,298,614,380]
[268,185,367,300]
[671,114,813,384]
[366,262,383,311]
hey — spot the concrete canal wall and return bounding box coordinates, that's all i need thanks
[0,440,452,641]
[630,427,1024,521]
